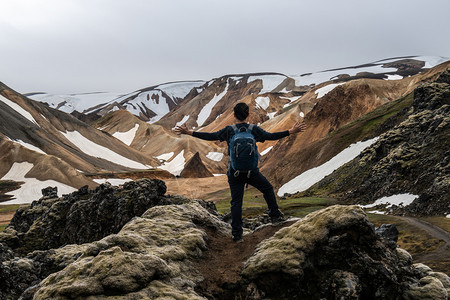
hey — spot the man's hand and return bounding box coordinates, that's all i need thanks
[288,121,307,134]
[174,124,193,135]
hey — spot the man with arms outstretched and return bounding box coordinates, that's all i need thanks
[175,102,306,242]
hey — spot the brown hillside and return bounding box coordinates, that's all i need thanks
[260,77,418,188]
[94,109,228,174]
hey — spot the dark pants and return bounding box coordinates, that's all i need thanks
[227,169,279,237]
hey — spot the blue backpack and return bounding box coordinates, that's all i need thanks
[229,124,259,172]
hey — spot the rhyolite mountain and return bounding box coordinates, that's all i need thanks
[1,56,450,299]
[1,56,449,219]
[304,68,450,216]
[0,82,162,203]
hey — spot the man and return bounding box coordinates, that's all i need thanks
[175,102,306,242]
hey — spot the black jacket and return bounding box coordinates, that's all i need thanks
[192,123,289,153]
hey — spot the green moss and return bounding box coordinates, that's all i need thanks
[214,188,335,219]
[331,92,414,148]
[0,224,7,232]
[0,204,21,213]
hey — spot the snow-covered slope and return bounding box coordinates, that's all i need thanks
[27,56,448,127]
[290,55,449,87]
[85,81,206,122]
[3,56,449,206]
[0,82,161,204]
[27,92,125,114]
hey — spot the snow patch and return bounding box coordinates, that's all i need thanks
[112,124,139,146]
[206,152,224,162]
[277,137,379,196]
[416,56,449,68]
[6,137,46,155]
[300,112,305,118]
[360,194,419,209]
[0,95,38,125]
[1,162,76,204]
[255,96,270,110]
[159,150,185,176]
[155,81,205,99]
[385,74,403,80]
[315,83,345,98]
[30,92,126,114]
[260,146,273,156]
[15,140,46,154]
[248,75,287,93]
[197,82,229,127]
[176,115,190,127]
[280,96,302,102]
[292,65,398,87]
[267,112,277,119]
[61,130,150,169]
[156,152,174,161]
[228,76,243,85]
[130,91,171,123]
[93,178,132,186]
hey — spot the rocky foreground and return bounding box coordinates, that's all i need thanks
[1,180,449,299]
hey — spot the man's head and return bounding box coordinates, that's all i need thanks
[234,102,249,121]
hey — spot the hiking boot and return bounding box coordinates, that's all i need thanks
[270,211,286,224]
[232,235,243,243]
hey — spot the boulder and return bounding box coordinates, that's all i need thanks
[375,223,399,249]
[241,205,450,299]
[2,178,167,254]
[1,184,448,299]
[33,201,229,299]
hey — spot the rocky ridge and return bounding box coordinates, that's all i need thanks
[310,70,450,216]
[1,180,449,299]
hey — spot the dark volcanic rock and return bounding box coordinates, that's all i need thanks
[3,178,167,254]
[241,205,449,300]
[375,223,399,249]
[314,70,450,216]
[1,199,449,299]
[0,179,196,299]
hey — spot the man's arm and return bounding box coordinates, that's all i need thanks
[174,124,193,135]
[255,121,307,142]
[288,121,307,134]
[174,124,227,141]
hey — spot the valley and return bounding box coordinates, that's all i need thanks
[1,56,449,299]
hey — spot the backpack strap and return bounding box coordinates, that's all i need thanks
[231,124,238,133]
[231,124,254,133]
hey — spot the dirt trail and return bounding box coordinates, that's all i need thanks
[398,216,450,264]
[194,221,295,299]
[0,212,15,224]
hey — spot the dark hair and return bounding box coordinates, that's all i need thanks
[234,102,249,121]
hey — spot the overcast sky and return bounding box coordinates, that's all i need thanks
[1,0,449,94]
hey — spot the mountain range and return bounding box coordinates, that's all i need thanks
[1,55,449,218]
